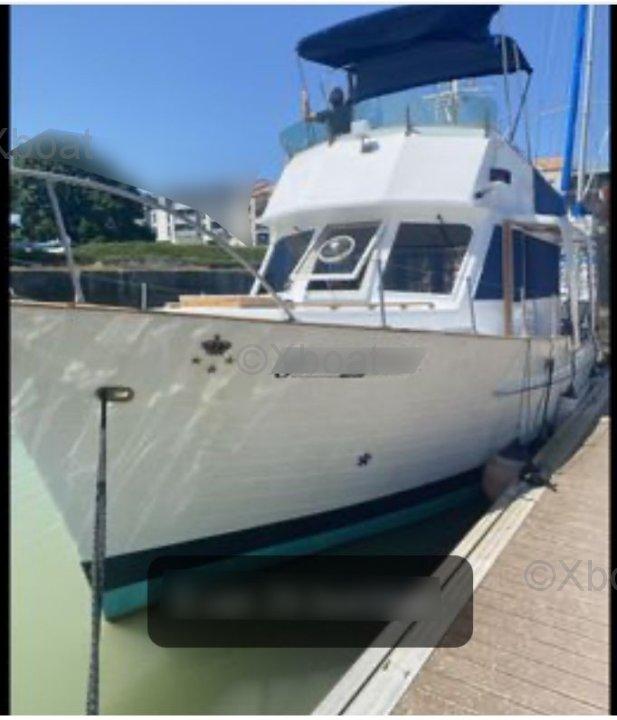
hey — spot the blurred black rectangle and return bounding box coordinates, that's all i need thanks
[147,554,473,648]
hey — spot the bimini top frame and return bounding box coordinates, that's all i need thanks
[10,166,296,322]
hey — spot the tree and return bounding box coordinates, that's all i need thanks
[11,156,155,244]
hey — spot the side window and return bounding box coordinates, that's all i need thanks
[476,226,560,300]
[383,223,471,294]
[514,231,560,299]
[260,230,313,293]
[475,226,502,299]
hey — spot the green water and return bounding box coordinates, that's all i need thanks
[11,437,486,714]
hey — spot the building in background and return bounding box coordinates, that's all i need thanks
[148,199,234,245]
[534,156,564,187]
[535,156,609,227]
[148,179,276,247]
[249,179,275,246]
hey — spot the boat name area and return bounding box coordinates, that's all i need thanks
[202,344,429,377]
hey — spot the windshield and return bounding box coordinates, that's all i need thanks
[280,87,497,158]
[260,230,313,293]
[311,222,380,277]
[383,222,472,294]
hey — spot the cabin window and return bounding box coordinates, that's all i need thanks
[475,226,561,300]
[308,262,369,291]
[310,222,380,277]
[383,222,472,294]
[516,232,560,298]
[261,230,313,292]
[489,167,512,184]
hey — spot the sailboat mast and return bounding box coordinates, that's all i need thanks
[560,4,588,200]
[575,4,596,214]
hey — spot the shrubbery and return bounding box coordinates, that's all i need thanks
[11,241,266,268]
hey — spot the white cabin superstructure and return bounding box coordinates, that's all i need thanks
[246,122,572,340]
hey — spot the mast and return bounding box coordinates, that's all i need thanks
[560,4,587,202]
[576,4,598,343]
[560,5,588,352]
[575,4,596,215]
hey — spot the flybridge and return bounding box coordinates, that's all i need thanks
[296,5,532,102]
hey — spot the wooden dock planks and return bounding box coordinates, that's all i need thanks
[393,417,610,715]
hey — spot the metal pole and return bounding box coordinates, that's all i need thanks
[140,282,147,311]
[500,34,513,130]
[376,255,387,328]
[450,79,459,125]
[46,180,85,304]
[466,276,477,334]
[520,285,527,336]
[195,209,204,244]
[560,5,588,201]
[501,222,514,337]
[575,4,595,214]
[13,167,296,322]
[585,225,597,339]
[566,230,581,348]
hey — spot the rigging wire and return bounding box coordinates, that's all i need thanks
[499,42,513,131]
[582,126,610,198]
[517,46,533,160]
[533,5,562,159]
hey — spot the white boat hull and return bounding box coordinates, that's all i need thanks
[10,302,594,613]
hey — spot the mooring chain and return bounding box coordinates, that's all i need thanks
[86,386,134,715]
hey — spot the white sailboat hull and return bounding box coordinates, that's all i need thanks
[10,302,594,613]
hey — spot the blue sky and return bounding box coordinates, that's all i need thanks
[11,4,610,186]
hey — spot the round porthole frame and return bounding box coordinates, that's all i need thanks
[317,235,356,264]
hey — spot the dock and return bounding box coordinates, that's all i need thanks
[394,415,609,715]
[316,373,609,715]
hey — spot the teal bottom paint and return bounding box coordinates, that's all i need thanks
[103,483,481,619]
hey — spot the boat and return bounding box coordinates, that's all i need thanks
[10,5,599,618]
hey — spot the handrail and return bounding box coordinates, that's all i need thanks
[10,166,297,322]
[45,179,85,303]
